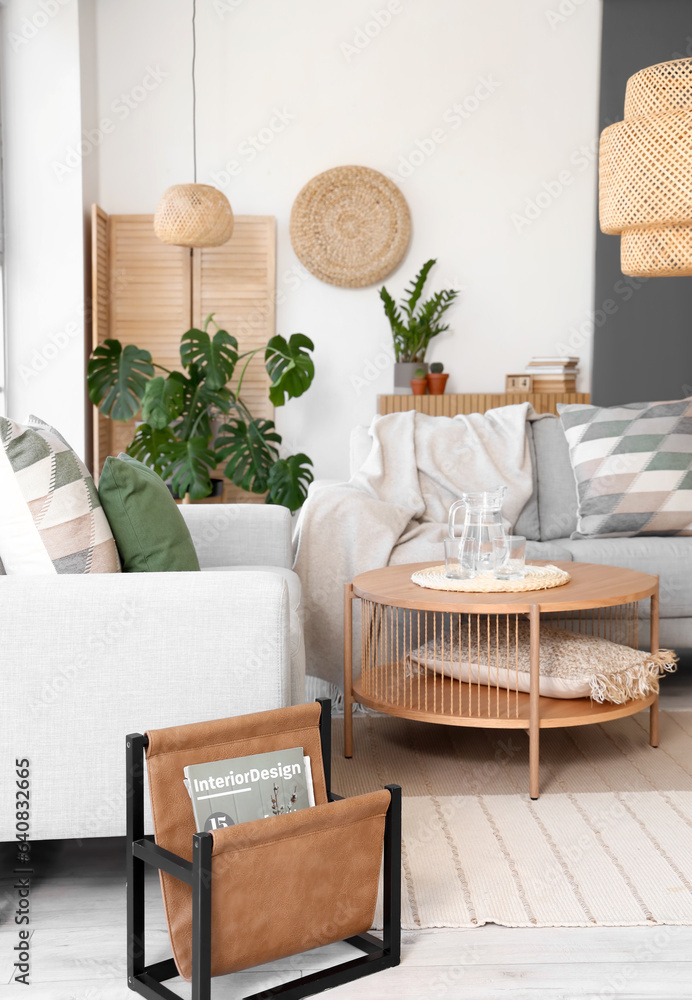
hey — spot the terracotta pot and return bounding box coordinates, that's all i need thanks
[426,372,449,395]
[394,361,428,394]
[410,377,428,396]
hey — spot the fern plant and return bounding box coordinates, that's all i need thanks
[379,259,459,363]
[87,314,315,511]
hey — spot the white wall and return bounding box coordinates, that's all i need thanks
[3,0,603,479]
[1,0,87,455]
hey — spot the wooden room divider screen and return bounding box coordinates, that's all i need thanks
[90,205,276,502]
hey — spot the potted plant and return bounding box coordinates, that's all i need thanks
[427,362,449,395]
[410,367,428,396]
[87,314,315,512]
[379,259,459,394]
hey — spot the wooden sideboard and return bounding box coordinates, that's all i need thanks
[377,392,591,417]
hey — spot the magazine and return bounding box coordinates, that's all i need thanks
[183,747,315,832]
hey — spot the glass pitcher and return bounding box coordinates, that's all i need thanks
[448,486,507,574]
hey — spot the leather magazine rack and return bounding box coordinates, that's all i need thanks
[126,699,401,1000]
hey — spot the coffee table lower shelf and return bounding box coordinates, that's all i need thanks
[351,672,656,730]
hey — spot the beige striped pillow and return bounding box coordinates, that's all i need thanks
[0,415,120,575]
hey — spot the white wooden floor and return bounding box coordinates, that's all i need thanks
[1,676,691,999]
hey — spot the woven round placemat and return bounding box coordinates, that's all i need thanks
[411,564,571,593]
[290,166,411,287]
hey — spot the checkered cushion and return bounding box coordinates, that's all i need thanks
[0,415,121,574]
[557,398,692,538]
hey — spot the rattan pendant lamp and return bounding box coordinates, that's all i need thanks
[154,0,233,248]
[599,57,692,276]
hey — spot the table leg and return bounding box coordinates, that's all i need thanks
[344,583,354,758]
[650,585,659,748]
[529,605,541,799]
[650,696,659,748]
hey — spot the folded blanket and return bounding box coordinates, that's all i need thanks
[406,619,677,703]
[293,405,537,690]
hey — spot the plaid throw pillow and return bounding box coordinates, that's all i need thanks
[557,398,692,538]
[0,415,121,574]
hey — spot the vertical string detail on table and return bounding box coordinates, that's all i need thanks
[433,612,437,715]
[515,613,519,720]
[458,613,463,717]
[395,605,400,706]
[467,613,472,718]
[476,614,481,718]
[486,614,491,718]
[505,614,510,720]
[495,614,500,718]
[424,612,428,713]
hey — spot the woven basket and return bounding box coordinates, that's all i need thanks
[411,564,571,593]
[154,184,234,248]
[599,58,692,277]
[290,166,411,287]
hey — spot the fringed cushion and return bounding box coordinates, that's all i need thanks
[407,619,677,703]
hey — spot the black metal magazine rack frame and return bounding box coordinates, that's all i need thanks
[126,699,402,1000]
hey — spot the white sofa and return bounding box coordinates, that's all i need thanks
[0,504,305,841]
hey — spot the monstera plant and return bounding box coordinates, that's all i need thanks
[87,314,315,511]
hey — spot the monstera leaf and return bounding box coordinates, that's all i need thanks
[140,372,186,430]
[216,417,281,494]
[175,381,232,442]
[159,437,219,500]
[265,334,315,407]
[266,454,314,512]
[87,340,154,421]
[126,424,177,478]
[180,323,238,390]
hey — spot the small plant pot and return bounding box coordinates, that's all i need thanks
[394,361,428,394]
[426,372,449,395]
[410,377,428,396]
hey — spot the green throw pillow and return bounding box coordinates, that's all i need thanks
[98,455,201,572]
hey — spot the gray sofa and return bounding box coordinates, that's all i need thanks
[345,415,692,651]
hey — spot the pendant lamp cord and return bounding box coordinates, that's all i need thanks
[192,0,197,183]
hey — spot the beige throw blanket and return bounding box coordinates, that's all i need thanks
[293,405,536,690]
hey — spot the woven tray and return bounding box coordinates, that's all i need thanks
[411,564,571,593]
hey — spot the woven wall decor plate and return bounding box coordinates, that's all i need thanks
[290,166,411,287]
[411,564,571,593]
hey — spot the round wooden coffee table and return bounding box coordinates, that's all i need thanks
[343,561,661,798]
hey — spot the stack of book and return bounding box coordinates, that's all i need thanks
[525,357,579,392]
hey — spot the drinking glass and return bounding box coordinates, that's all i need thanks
[444,536,476,580]
[493,535,526,580]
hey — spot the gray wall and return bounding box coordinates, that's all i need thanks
[592,0,692,405]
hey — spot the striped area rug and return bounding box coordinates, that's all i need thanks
[330,712,692,928]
